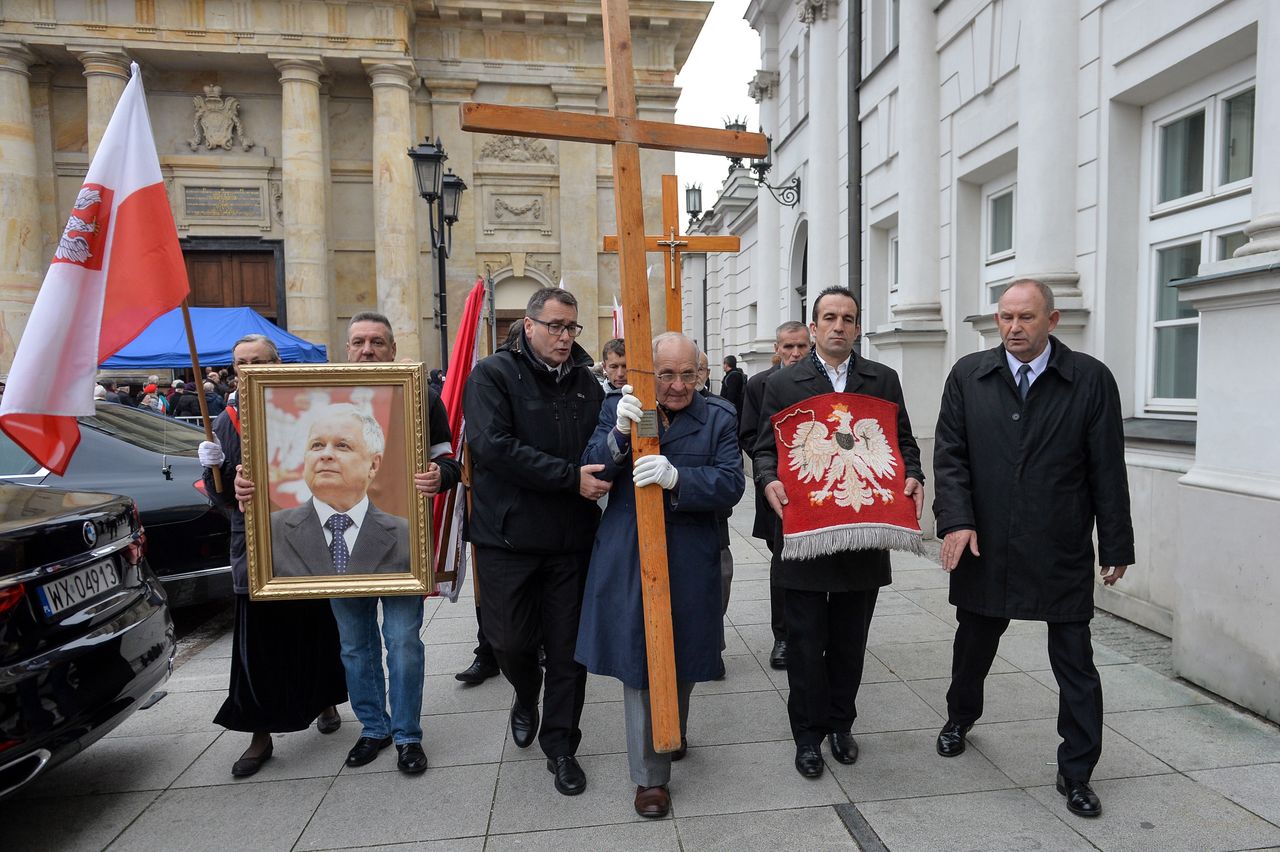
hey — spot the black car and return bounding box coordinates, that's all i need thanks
[0,402,232,607]
[0,482,174,799]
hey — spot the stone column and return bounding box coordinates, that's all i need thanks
[893,0,943,324]
[73,48,130,157]
[271,56,331,346]
[1015,0,1080,297]
[0,43,42,371]
[750,68,781,362]
[365,60,421,360]
[1237,6,1280,257]
[803,0,840,311]
[552,85,603,353]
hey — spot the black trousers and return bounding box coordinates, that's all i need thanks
[766,538,786,642]
[783,587,879,746]
[472,607,496,664]
[475,546,589,759]
[946,607,1104,780]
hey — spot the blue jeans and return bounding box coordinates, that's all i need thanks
[329,596,424,744]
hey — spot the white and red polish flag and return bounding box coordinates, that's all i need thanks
[0,64,189,474]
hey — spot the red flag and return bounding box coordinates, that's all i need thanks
[0,65,189,474]
[432,277,486,600]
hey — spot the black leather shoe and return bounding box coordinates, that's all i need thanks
[316,710,341,735]
[936,721,971,757]
[794,744,824,778]
[828,731,859,765]
[671,737,688,762]
[510,701,539,749]
[396,742,429,774]
[231,741,272,778]
[454,657,500,685]
[769,639,788,670]
[345,735,393,767]
[547,755,587,796]
[1057,773,1102,817]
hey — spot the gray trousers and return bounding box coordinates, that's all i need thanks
[623,681,695,787]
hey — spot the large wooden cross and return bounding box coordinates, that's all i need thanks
[461,0,766,751]
[603,174,741,332]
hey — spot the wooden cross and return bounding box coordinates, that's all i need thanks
[604,174,741,332]
[461,0,767,752]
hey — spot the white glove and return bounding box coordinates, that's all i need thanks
[615,384,643,434]
[198,440,225,468]
[633,454,678,490]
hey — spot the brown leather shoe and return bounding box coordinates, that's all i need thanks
[634,784,670,818]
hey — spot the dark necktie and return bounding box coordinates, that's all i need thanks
[325,513,353,574]
[1017,364,1032,401]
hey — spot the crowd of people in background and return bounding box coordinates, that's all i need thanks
[92,367,236,418]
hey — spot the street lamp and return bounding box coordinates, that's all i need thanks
[748,134,801,207]
[685,183,703,229]
[408,137,467,372]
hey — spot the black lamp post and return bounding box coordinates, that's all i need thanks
[408,137,467,372]
[747,133,801,207]
[685,183,703,229]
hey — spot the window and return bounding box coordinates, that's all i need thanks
[788,49,800,131]
[888,233,899,293]
[1220,88,1254,185]
[1158,110,1205,203]
[988,190,1014,257]
[1216,230,1247,260]
[1152,83,1255,210]
[981,175,1016,307]
[1151,242,1200,400]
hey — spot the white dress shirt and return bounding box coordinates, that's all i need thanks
[819,355,853,393]
[1005,341,1053,390]
[314,495,370,554]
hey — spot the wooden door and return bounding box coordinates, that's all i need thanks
[184,252,277,320]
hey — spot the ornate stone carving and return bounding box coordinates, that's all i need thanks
[188,85,254,151]
[798,0,835,24]
[748,70,779,103]
[494,197,543,220]
[479,134,556,164]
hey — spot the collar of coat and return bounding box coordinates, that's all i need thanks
[797,348,879,393]
[659,389,710,443]
[976,335,1075,387]
[502,324,595,377]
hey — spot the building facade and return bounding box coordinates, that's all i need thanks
[0,0,707,369]
[689,0,1280,722]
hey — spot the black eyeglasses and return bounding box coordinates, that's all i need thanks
[656,370,700,385]
[527,317,585,338]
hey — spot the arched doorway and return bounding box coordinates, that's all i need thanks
[789,221,809,323]
[490,271,551,349]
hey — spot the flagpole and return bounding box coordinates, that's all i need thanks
[180,299,222,493]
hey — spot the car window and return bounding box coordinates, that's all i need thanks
[81,403,203,456]
[0,431,43,475]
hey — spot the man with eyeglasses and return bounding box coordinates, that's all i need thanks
[463,287,607,797]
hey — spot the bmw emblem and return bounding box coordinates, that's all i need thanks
[82,521,97,547]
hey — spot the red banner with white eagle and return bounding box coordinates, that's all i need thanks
[771,392,923,560]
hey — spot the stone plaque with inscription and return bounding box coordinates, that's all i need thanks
[183,185,264,220]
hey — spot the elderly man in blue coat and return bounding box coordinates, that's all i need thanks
[575,331,745,819]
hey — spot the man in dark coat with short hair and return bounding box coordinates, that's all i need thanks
[932,278,1133,820]
[720,355,745,413]
[755,287,924,779]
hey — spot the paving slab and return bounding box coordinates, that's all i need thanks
[585,672,625,704]
[670,740,848,817]
[910,671,1059,724]
[424,615,485,645]
[1105,704,1280,771]
[1028,663,1214,713]
[884,569,950,591]
[727,578,774,602]
[1189,763,1280,827]
[163,655,232,693]
[501,698,625,763]
[421,671,513,715]
[487,819,678,850]
[488,752,644,834]
[826,728,1016,802]
[0,791,158,851]
[967,718,1174,785]
[869,591,928,617]
[423,640,480,676]
[851,681,946,734]
[675,806,855,850]
[690,652,776,695]
[429,599,479,619]
[1026,773,1280,851]
[296,763,497,849]
[19,732,218,797]
[174,727,351,786]
[111,778,331,852]
[869,638,1016,682]
[992,632,1132,672]
[105,689,226,738]
[725,597,773,626]
[866,612,957,645]
[685,690,792,747]
[341,841,484,852]
[858,788,1094,852]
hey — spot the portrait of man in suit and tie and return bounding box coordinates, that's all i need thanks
[269,402,411,577]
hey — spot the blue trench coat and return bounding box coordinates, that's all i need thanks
[574,392,745,690]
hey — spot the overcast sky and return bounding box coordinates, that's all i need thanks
[674,0,761,222]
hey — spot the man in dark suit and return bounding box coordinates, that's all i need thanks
[270,403,409,577]
[720,355,746,413]
[932,279,1133,819]
[754,286,924,779]
[739,321,812,669]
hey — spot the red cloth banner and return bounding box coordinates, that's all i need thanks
[771,391,923,560]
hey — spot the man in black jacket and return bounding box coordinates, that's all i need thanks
[755,287,924,779]
[932,279,1133,819]
[464,287,607,797]
[739,320,812,669]
[720,355,746,413]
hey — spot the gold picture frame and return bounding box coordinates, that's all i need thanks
[239,362,432,599]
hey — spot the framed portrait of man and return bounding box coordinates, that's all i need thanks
[238,363,432,599]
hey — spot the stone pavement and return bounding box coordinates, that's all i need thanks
[4,491,1280,851]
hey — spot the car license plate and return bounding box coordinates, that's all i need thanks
[36,559,121,617]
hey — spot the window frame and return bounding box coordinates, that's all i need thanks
[1149,76,1255,216]
[980,172,1017,310]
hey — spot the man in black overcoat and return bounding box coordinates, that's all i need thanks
[754,287,924,779]
[932,279,1134,819]
[739,320,812,669]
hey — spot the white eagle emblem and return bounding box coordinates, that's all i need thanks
[54,185,110,266]
[783,403,898,510]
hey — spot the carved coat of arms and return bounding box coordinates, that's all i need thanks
[189,85,254,152]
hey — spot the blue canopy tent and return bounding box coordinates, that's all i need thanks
[100,307,327,368]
